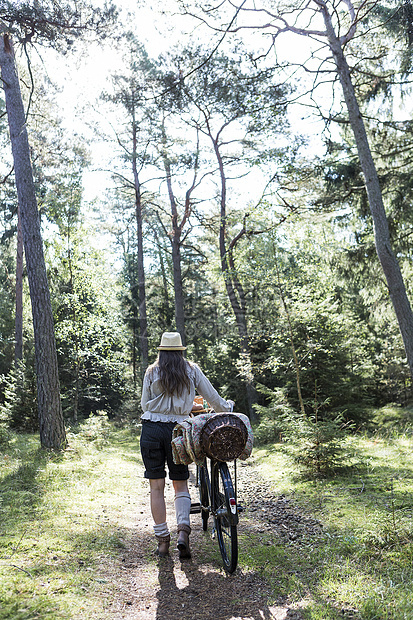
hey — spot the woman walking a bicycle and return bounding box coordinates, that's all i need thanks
[140,331,234,559]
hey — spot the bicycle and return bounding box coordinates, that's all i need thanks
[192,456,241,573]
[186,408,249,573]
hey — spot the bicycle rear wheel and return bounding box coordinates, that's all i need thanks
[198,463,209,531]
[212,461,238,573]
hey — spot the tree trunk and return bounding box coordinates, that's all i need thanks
[321,7,413,379]
[132,121,149,375]
[14,203,23,364]
[213,136,257,420]
[132,297,138,388]
[163,156,187,345]
[0,33,66,449]
[154,226,173,329]
[171,231,186,345]
[221,240,257,420]
[274,254,305,415]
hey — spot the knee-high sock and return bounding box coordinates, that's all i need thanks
[174,492,191,527]
[153,521,169,537]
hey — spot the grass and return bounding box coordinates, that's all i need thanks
[242,425,413,620]
[1,411,413,619]
[0,416,143,620]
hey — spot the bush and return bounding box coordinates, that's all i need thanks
[253,385,292,444]
[0,424,10,446]
[283,412,355,477]
[0,360,38,432]
[253,384,356,477]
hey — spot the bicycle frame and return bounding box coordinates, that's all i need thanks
[200,458,239,526]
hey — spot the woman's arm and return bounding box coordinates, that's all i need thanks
[141,371,151,412]
[194,365,233,413]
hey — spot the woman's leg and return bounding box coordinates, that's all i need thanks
[149,478,167,524]
[173,479,191,526]
[149,478,170,557]
[173,479,191,558]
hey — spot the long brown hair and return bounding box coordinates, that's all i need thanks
[152,350,191,396]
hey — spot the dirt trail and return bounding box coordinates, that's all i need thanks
[95,459,323,620]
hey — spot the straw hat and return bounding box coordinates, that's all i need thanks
[158,332,186,350]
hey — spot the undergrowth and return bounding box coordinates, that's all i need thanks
[246,424,413,620]
[0,416,142,619]
[1,412,413,619]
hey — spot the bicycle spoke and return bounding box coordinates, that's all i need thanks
[212,462,238,573]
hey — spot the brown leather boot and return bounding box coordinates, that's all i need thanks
[177,524,191,559]
[155,534,170,558]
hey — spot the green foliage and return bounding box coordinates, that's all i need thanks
[168,43,290,128]
[1,419,413,619]
[70,411,111,447]
[248,422,413,619]
[253,385,292,444]
[0,402,10,444]
[0,359,38,433]
[283,412,355,478]
[55,275,128,419]
[0,0,118,49]
[0,244,15,378]
[0,426,9,446]
[49,226,128,421]
[370,403,413,432]
[253,383,355,477]
[241,223,381,415]
[370,0,413,74]
[0,426,141,619]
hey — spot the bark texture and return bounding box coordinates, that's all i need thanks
[163,154,187,346]
[0,33,66,448]
[213,135,257,420]
[132,121,149,374]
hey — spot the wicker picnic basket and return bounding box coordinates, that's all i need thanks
[200,413,248,462]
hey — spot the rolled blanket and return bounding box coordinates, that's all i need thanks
[172,412,253,465]
[170,434,193,465]
[172,415,210,466]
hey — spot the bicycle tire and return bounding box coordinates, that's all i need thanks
[198,464,209,531]
[212,461,238,573]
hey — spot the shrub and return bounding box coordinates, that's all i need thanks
[283,412,355,477]
[253,385,292,444]
[0,360,38,432]
[253,384,356,476]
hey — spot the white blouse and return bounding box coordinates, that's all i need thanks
[141,362,233,423]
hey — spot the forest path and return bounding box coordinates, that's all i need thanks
[91,455,324,620]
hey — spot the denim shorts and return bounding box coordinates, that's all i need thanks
[140,420,189,480]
